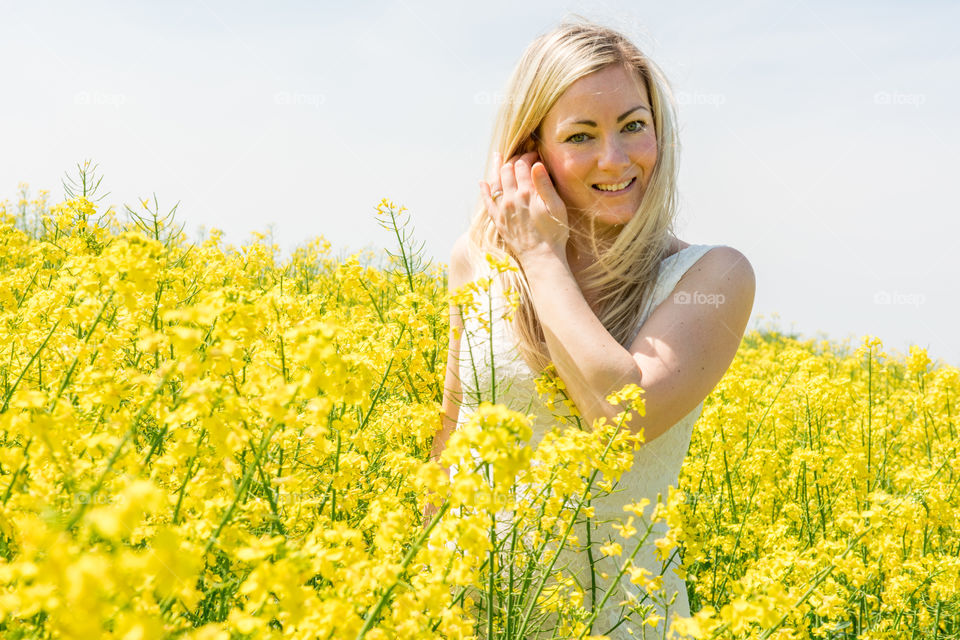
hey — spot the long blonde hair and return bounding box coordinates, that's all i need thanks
[466,17,681,372]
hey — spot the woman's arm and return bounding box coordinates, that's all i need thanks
[429,233,473,471]
[519,243,755,442]
[518,244,644,424]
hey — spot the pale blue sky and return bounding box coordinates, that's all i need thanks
[2,0,958,366]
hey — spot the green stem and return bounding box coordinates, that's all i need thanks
[354,501,450,639]
[1,319,61,413]
[579,520,657,636]
[487,513,496,640]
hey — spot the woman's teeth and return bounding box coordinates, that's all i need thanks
[592,177,635,192]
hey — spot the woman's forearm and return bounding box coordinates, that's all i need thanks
[518,244,643,427]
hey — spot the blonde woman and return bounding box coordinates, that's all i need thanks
[430,18,756,635]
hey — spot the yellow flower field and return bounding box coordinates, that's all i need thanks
[0,168,957,639]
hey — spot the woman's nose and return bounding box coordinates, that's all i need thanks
[597,137,631,170]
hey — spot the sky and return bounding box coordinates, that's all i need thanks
[2,0,958,367]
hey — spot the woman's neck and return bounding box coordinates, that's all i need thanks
[564,213,619,275]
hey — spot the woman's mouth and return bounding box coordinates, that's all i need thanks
[591,177,636,194]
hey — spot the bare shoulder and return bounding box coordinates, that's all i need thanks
[667,244,757,365]
[681,245,756,303]
[448,232,476,291]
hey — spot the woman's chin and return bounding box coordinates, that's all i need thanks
[586,208,636,229]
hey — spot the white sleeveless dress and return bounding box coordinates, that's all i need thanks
[453,244,721,638]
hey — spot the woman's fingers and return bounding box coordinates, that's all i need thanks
[514,153,536,194]
[478,179,493,205]
[478,180,502,228]
[500,155,519,195]
[531,161,565,217]
[501,151,540,203]
[484,150,567,254]
[494,150,540,198]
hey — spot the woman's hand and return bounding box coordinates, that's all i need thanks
[479,150,569,262]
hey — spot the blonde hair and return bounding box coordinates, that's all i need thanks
[466,17,681,372]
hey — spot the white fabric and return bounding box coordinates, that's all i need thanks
[453,244,721,638]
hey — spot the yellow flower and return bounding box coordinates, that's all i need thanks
[484,251,518,273]
[611,516,638,539]
[627,565,663,593]
[623,499,651,519]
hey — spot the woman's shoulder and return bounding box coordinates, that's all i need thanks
[675,242,756,302]
[662,237,755,305]
[665,237,751,272]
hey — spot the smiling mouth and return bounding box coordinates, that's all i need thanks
[591,177,636,193]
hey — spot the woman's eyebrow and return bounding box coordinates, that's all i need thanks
[568,105,651,127]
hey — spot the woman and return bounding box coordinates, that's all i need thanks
[430,18,755,637]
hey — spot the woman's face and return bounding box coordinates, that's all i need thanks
[535,64,658,230]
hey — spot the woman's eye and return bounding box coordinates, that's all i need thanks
[565,121,647,143]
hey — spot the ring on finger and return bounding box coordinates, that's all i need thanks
[490,188,504,201]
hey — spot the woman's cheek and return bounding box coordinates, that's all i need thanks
[541,149,587,201]
[555,157,587,192]
[555,169,584,203]
[634,136,658,165]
